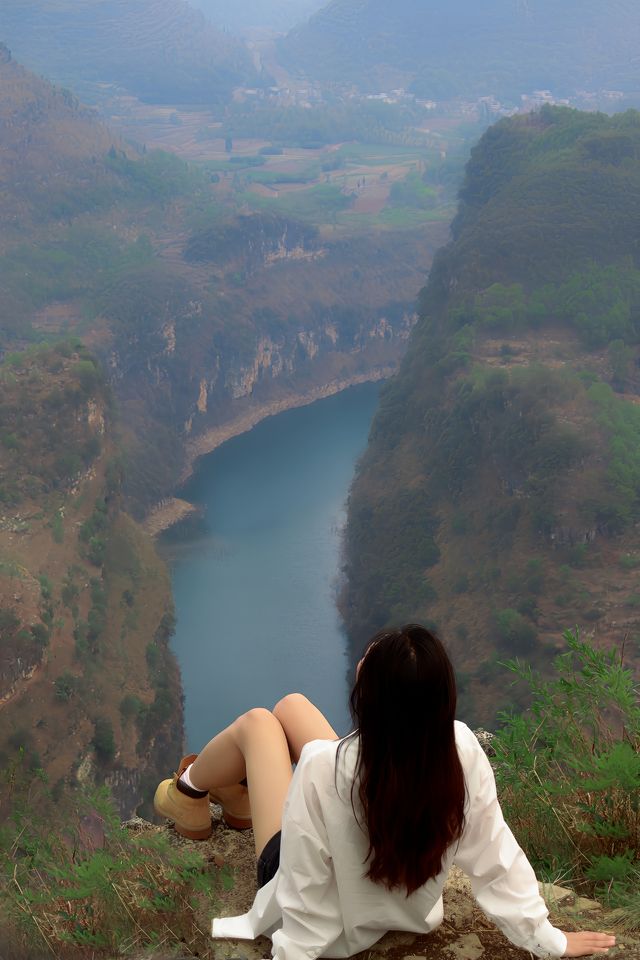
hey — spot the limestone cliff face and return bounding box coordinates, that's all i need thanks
[191,313,416,415]
[105,220,436,515]
[184,213,322,278]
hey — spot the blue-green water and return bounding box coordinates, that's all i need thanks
[168,383,380,751]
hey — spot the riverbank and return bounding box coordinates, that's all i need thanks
[143,497,200,537]
[146,366,394,536]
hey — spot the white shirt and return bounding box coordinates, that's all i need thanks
[212,721,568,960]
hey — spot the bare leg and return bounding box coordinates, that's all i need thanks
[189,708,293,857]
[273,693,338,763]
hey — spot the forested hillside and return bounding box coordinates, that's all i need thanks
[1,0,259,104]
[343,107,640,724]
[279,0,640,101]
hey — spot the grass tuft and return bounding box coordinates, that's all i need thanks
[0,757,221,957]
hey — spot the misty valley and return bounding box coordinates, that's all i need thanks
[0,1,639,957]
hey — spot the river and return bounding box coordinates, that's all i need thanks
[167,382,380,751]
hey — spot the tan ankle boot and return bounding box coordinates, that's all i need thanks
[209,783,252,830]
[154,753,212,840]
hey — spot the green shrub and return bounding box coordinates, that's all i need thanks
[74,359,99,394]
[119,694,143,722]
[495,607,537,654]
[30,623,50,647]
[79,498,108,543]
[61,574,80,609]
[54,672,78,702]
[565,543,589,568]
[74,620,88,659]
[87,535,106,567]
[91,717,115,763]
[0,770,219,954]
[515,597,539,621]
[145,642,160,674]
[50,510,64,544]
[2,433,19,450]
[494,629,640,919]
[38,574,53,600]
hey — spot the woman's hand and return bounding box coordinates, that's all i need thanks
[562,931,616,956]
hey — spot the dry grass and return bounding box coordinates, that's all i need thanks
[1,775,222,958]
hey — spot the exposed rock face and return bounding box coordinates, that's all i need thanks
[185,214,322,277]
[107,215,444,518]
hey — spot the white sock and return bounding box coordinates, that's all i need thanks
[179,763,206,793]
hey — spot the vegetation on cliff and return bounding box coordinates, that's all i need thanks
[0,344,183,815]
[343,107,640,724]
[0,774,221,955]
[494,629,640,920]
[2,633,637,956]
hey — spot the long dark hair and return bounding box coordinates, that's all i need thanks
[344,624,465,895]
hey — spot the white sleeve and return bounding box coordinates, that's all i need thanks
[271,749,342,960]
[453,734,567,959]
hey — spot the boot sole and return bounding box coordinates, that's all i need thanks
[154,797,213,840]
[221,810,253,831]
[172,821,213,840]
[208,792,252,831]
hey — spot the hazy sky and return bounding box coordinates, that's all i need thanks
[189,0,326,35]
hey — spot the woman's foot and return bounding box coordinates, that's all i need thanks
[209,783,252,830]
[154,754,212,840]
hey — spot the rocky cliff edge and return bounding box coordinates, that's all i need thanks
[121,808,637,960]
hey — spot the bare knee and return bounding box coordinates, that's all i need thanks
[273,692,310,723]
[233,706,278,745]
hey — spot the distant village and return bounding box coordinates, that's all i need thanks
[233,77,628,122]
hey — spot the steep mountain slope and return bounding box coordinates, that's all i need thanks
[279,0,640,101]
[0,47,123,239]
[343,107,640,724]
[1,0,259,104]
[0,344,182,816]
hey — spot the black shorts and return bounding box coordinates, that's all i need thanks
[257,830,281,888]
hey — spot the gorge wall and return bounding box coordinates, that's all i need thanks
[0,347,183,818]
[342,107,640,726]
[106,215,442,516]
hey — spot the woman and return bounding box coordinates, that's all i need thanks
[154,624,615,959]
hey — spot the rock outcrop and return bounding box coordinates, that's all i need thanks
[125,808,634,960]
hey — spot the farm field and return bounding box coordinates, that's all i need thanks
[107,101,467,236]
